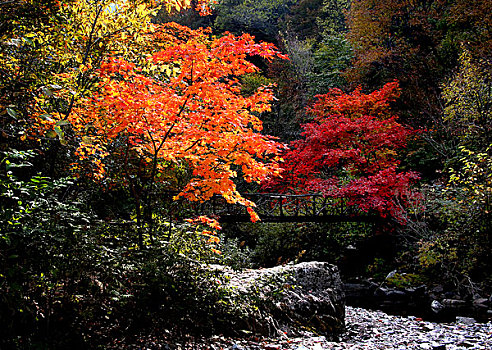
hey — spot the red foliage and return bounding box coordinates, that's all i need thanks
[264,82,420,221]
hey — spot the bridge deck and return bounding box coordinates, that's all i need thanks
[166,192,382,224]
[218,214,382,223]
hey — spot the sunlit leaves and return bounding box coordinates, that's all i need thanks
[265,82,420,221]
[443,49,492,210]
[1,0,209,140]
[442,49,492,149]
[448,146,492,208]
[3,0,285,224]
[71,22,286,219]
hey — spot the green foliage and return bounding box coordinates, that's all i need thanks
[366,257,388,277]
[386,272,425,288]
[263,33,352,141]
[448,146,492,208]
[1,149,83,234]
[317,0,350,36]
[399,183,491,285]
[408,48,491,284]
[0,149,249,347]
[278,33,314,86]
[306,33,353,95]
[214,0,295,41]
[212,235,253,270]
[223,222,373,268]
[1,151,98,347]
[0,210,246,347]
[282,0,324,40]
[240,73,274,97]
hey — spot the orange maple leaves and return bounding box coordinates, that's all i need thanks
[71,22,286,220]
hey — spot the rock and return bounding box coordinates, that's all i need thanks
[386,290,407,300]
[373,286,410,300]
[343,280,379,301]
[432,285,444,293]
[473,297,489,306]
[414,285,427,295]
[374,287,389,297]
[385,270,397,280]
[456,316,476,324]
[431,300,444,313]
[442,299,466,307]
[343,283,368,300]
[221,262,345,339]
[443,291,458,299]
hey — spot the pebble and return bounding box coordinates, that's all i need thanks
[122,307,492,349]
[199,307,492,349]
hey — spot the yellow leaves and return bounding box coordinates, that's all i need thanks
[136,3,147,15]
[78,63,92,72]
[52,0,161,68]
[447,144,492,206]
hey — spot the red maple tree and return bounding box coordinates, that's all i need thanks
[264,81,420,221]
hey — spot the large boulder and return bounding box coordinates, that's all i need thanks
[217,261,345,339]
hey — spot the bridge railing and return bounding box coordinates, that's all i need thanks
[164,192,382,223]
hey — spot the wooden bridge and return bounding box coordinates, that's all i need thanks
[167,192,383,224]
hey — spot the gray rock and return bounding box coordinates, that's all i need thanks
[473,297,489,306]
[385,270,397,280]
[432,285,444,293]
[172,305,492,350]
[431,300,444,313]
[456,316,476,324]
[374,287,389,297]
[221,262,345,339]
[386,290,407,299]
[442,299,467,307]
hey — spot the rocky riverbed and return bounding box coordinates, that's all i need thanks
[120,306,492,349]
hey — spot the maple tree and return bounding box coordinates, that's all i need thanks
[1,0,214,174]
[48,23,285,244]
[1,0,215,125]
[265,82,419,221]
[1,0,286,243]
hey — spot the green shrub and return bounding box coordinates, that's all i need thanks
[222,221,373,268]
